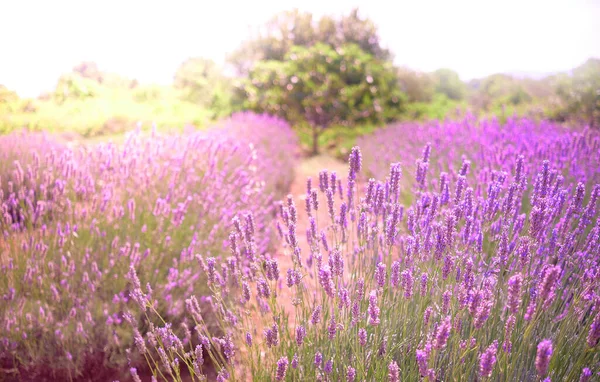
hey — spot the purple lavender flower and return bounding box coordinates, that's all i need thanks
[276,356,289,381]
[314,351,323,367]
[379,337,388,357]
[328,316,337,339]
[416,345,430,376]
[538,265,561,309]
[347,366,356,382]
[296,325,306,346]
[358,328,367,346]
[330,249,344,277]
[434,316,452,349]
[536,339,553,377]
[389,163,402,202]
[257,278,271,299]
[455,175,466,204]
[339,202,348,229]
[479,341,498,378]
[157,347,171,373]
[503,315,515,353]
[388,360,400,382]
[390,261,400,288]
[221,335,236,362]
[318,265,335,298]
[580,368,592,382]
[442,289,452,314]
[517,237,530,268]
[216,369,229,382]
[376,262,386,288]
[348,146,362,181]
[356,278,365,300]
[423,306,433,327]
[266,259,280,281]
[338,287,350,309]
[321,231,329,252]
[507,274,522,314]
[130,367,142,382]
[311,305,322,325]
[420,273,428,296]
[324,359,333,374]
[368,290,380,326]
[264,323,279,348]
[514,154,525,185]
[326,188,335,220]
[286,268,299,288]
[401,269,414,299]
[319,170,329,192]
[459,158,470,176]
[311,189,319,211]
[587,312,600,347]
[351,301,361,326]
[292,353,299,369]
[205,257,217,284]
[330,172,337,194]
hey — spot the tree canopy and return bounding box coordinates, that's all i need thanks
[228,8,390,75]
[242,43,404,153]
[554,58,600,127]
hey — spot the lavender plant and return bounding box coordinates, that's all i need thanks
[0,113,297,380]
[359,115,600,191]
[131,134,599,381]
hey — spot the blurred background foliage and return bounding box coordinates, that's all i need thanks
[1,8,598,149]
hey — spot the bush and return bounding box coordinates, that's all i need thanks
[128,120,599,381]
[0,113,297,380]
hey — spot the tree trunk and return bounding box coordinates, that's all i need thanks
[312,124,319,155]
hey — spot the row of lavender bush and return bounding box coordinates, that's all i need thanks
[359,115,600,190]
[128,118,599,381]
[0,113,297,380]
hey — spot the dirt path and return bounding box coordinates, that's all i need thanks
[274,154,349,324]
[237,154,349,380]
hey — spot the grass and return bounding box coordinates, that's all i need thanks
[0,88,214,137]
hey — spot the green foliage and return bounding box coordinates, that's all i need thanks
[241,43,404,153]
[404,93,466,121]
[553,58,600,127]
[53,73,101,103]
[468,74,542,112]
[397,68,435,103]
[0,62,214,136]
[173,57,234,119]
[432,68,467,101]
[0,85,22,113]
[229,8,390,75]
[296,122,378,158]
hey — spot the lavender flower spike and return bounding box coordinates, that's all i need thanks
[536,339,553,377]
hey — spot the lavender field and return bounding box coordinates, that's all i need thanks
[1,112,599,381]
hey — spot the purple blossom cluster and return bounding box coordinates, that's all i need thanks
[5,114,599,381]
[359,116,600,188]
[149,117,600,381]
[0,113,297,379]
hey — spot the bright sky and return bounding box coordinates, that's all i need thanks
[1,0,598,97]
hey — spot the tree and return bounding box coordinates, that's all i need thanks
[396,68,435,103]
[54,62,136,103]
[243,43,404,154]
[0,85,20,112]
[432,69,467,101]
[228,8,390,75]
[174,57,232,117]
[53,73,100,103]
[555,58,600,127]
